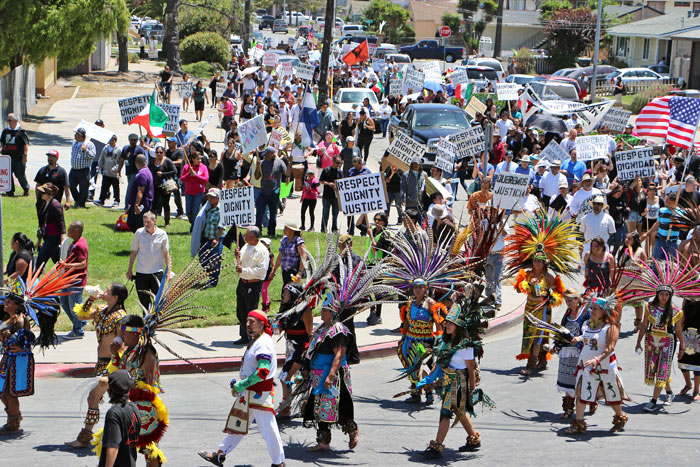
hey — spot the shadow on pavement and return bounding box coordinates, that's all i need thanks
[353,394,433,418]
[30,129,72,148]
[34,443,91,457]
[404,447,479,465]
[283,439,358,464]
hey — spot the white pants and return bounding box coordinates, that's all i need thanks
[218,408,285,464]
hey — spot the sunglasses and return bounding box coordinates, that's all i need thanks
[155,150,164,154]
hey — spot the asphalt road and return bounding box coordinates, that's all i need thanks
[4,311,699,466]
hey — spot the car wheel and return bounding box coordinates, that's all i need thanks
[445,54,455,63]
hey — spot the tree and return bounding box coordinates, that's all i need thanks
[543,8,599,69]
[456,0,498,53]
[441,13,462,34]
[180,0,244,37]
[0,0,129,69]
[164,0,182,72]
[362,0,410,43]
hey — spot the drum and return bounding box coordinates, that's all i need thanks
[292,164,305,192]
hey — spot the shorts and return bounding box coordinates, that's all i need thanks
[642,219,657,233]
[628,211,643,223]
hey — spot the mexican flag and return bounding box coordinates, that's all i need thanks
[371,81,384,95]
[454,82,473,102]
[129,89,168,137]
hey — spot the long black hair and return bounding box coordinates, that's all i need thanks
[617,231,641,265]
[110,282,129,311]
[12,232,35,254]
[650,290,675,327]
[445,324,466,347]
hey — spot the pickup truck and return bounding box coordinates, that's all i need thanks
[398,40,465,63]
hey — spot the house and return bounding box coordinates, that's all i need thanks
[607,11,700,87]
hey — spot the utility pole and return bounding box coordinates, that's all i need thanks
[493,0,504,58]
[318,0,336,107]
[243,0,252,55]
[590,0,603,102]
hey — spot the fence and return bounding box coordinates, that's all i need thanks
[594,78,680,97]
[512,56,555,75]
[0,65,36,124]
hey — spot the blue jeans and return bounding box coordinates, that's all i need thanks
[653,237,678,260]
[485,252,504,306]
[380,118,390,137]
[321,197,339,232]
[385,191,404,223]
[253,187,269,227]
[199,239,223,287]
[185,192,205,225]
[60,287,86,334]
[256,189,280,236]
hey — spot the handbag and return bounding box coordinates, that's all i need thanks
[161,179,178,193]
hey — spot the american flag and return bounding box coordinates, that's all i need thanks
[636,96,700,149]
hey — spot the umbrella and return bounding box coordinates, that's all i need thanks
[525,113,568,134]
[241,66,260,76]
[400,92,422,105]
[423,80,444,93]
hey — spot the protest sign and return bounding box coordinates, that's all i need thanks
[372,58,385,73]
[450,69,468,86]
[216,82,227,97]
[176,82,193,98]
[425,176,453,200]
[278,62,294,80]
[576,135,609,161]
[0,156,10,192]
[435,139,457,173]
[219,186,255,227]
[238,115,268,155]
[474,93,508,113]
[148,49,158,59]
[403,68,425,95]
[268,128,284,151]
[493,172,529,210]
[75,120,114,144]
[576,193,598,220]
[496,83,519,101]
[341,43,355,55]
[368,42,377,57]
[615,147,655,181]
[387,130,426,171]
[336,172,387,215]
[422,61,442,81]
[574,100,614,133]
[295,62,315,81]
[156,103,180,135]
[117,94,150,125]
[288,38,296,49]
[262,52,279,67]
[297,45,309,57]
[448,126,485,161]
[465,96,487,117]
[538,140,569,164]
[187,114,214,144]
[389,79,403,97]
[600,107,632,133]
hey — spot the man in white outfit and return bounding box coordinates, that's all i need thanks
[579,194,616,267]
[198,310,285,467]
[569,173,601,220]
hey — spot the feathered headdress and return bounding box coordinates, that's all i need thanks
[621,250,700,303]
[503,209,581,278]
[453,206,511,272]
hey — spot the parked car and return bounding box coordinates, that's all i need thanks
[389,104,471,168]
[647,64,670,76]
[457,66,500,89]
[332,88,381,123]
[607,67,665,83]
[374,44,398,60]
[552,67,578,77]
[399,40,465,63]
[273,19,288,33]
[385,53,412,64]
[566,65,618,92]
[229,34,241,44]
[341,24,365,36]
[256,8,268,16]
[504,74,536,86]
[259,15,275,30]
[533,75,586,100]
[530,81,580,102]
[297,25,311,38]
[462,57,506,81]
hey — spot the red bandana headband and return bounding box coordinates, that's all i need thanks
[248,309,272,336]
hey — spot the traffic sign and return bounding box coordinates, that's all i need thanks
[0,155,10,192]
[439,26,452,38]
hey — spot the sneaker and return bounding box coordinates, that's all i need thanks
[64,330,84,340]
[93,200,103,206]
[177,214,189,220]
[367,314,382,326]
[111,202,122,210]
[643,401,658,413]
[664,393,675,406]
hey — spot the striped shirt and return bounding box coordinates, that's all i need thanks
[70,140,96,169]
[656,207,683,242]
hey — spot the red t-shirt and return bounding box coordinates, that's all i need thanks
[67,237,89,287]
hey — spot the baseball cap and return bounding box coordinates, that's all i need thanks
[108,370,134,396]
[339,233,353,244]
[94,119,104,126]
[46,149,59,158]
[74,127,86,136]
[346,136,355,143]
[206,187,221,198]
[260,238,271,246]
[167,136,178,143]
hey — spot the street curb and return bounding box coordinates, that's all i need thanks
[35,301,524,379]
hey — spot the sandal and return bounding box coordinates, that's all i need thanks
[693,392,700,401]
[679,385,692,397]
[520,367,533,376]
[307,443,331,452]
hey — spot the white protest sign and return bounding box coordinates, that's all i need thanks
[295,62,315,81]
[448,126,485,161]
[465,96,486,117]
[268,128,284,151]
[341,43,355,55]
[0,155,11,192]
[148,49,158,59]
[493,172,530,210]
[422,61,442,81]
[336,172,387,215]
[450,69,468,85]
[576,135,609,161]
[262,52,279,67]
[615,147,655,181]
[574,100,614,133]
[368,42,377,57]
[278,62,294,80]
[157,103,180,135]
[238,115,268,155]
[219,186,255,227]
[403,68,425,95]
[389,79,403,97]
[372,58,385,73]
[117,94,150,125]
[188,114,215,144]
[75,120,114,144]
[268,36,279,48]
[538,140,569,164]
[387,130,427,171]
[600,107,632,133]
[216,82,227,97]
[297,45,309,57]
[576,193,598,220]
[435,140,456,173]
[288,38,296,49]
[176,82,193,98]
[496,83,519,101]
[249,45,264,60]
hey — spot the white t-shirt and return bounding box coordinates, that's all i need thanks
[448,347,475,370]
[240,333,277,381]
[569,187,602,216]
[495,119,513,141]
[131,227,169,274]
[579,211,616,243]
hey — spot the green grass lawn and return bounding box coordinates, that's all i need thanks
[1,194,368,331]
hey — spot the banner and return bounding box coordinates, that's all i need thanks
[238,115,268,155]
[389,78,403,97]
[117,94,150,125]
[219,186,255,227]
[448,126,485,161]
[496,83,519,101]
[297,45,309,57]
[538,140,569,164]
[493,172,529,210]
[576,135,609,161]
[157,103,180,135]
[434,139,456,173]
[615,147,655,181]
[268,128,284,150]
[465,96,487,117]
[0,155,10,192]
[75,120,114,145]
[600,107,632,133]
[403,68,425,95]
[451,70,468,86]
[387,130,426,171]
[336,172,387,215]
[262,52,279,67]
[372,58,385,73]
[295,62,315,81]
[574,100,614,133]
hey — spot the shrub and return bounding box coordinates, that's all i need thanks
[179,7,228,40]
[180,32,230,67]
[627,85,673,114]
[512,47,535,74]
[182,61,221,79]
[128,53,140,63]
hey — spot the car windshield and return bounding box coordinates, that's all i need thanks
[340,91,379,104]
[467,69,499,80]
[389,55,411,63]
[414,109,469,128]
[512,76,533,84]
[477,60,502,71]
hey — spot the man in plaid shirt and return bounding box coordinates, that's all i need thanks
[191,188,224,288]
[70,127,96,208]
